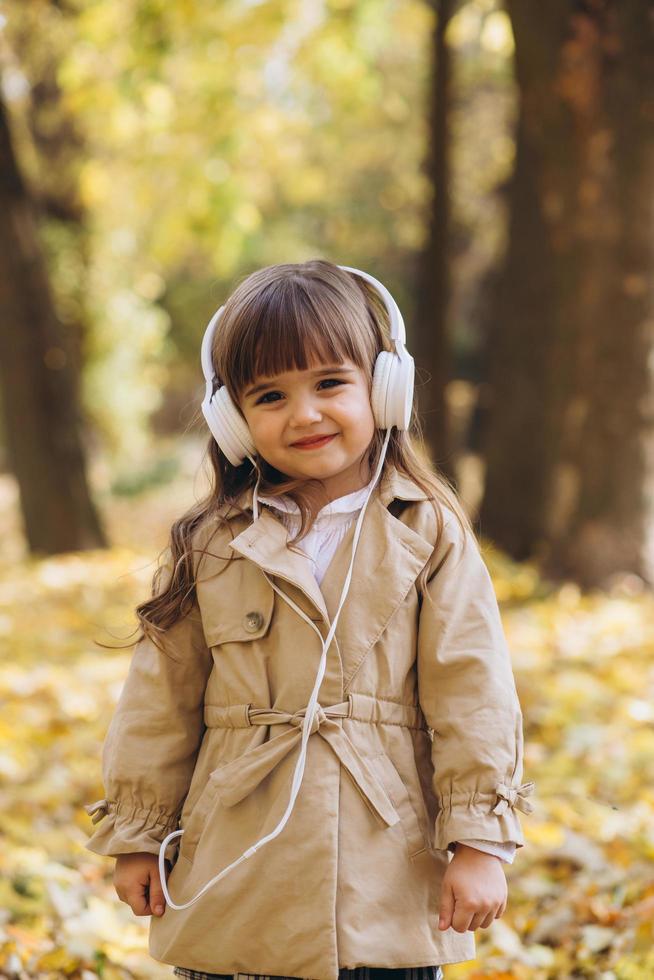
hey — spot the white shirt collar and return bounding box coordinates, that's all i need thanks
[258,473,377,523]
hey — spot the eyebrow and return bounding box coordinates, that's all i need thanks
[243,366,354,400]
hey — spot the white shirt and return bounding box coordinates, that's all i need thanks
[258,477,517,864]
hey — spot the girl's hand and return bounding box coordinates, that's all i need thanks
[438,843,508,933]
[113,852,172,918]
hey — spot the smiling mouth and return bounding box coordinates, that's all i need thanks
[291,434,338,449]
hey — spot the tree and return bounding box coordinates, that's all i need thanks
[0,90,106,554]
[412,0,457,479]
[481,1,654,588]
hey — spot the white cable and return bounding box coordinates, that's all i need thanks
[158,427,393,909]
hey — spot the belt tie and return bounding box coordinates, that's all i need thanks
[203,696,417,829]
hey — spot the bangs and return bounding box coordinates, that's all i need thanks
[226,277,371,395]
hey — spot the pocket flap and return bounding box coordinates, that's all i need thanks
[201,582,274,646]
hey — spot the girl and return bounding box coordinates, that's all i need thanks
[84,259,535,980]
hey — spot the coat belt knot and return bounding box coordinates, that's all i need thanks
[492,780,536,815]
[289,703,328,734]
[203,696,413,830]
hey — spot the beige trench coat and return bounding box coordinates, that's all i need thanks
[84,465,535,979]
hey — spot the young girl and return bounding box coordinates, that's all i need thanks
[84,259,535,980]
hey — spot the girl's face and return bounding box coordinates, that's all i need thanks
[239,356,376,501]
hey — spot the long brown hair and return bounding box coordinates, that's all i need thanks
[121,259,474,651]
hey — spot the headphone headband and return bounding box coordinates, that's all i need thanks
[200,265,406,392]
[336,265,407,348]
[200,304,226,393]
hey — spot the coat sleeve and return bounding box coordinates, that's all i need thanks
[416,510,535,853]
[83,553,213,858]
[456,839,516,863]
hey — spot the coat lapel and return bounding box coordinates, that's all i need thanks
[225,467,435,687]
[227,505,330,623]
[318,494,434,686]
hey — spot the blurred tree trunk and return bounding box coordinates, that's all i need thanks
[412,0,456,482]
[481,2,654,588]
[0,92,106,554]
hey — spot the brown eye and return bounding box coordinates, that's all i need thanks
[256,391,282,404]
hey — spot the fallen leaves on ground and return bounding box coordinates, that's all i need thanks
[1,472,653,979]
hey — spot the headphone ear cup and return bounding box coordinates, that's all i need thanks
[371,349,415,431]
[203,385,256,466]
[389,347,415,430]
[371,351,394,429]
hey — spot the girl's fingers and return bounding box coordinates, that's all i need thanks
[125,885,150,916]
[148,868,167,916]
[464,907,497,931]
[438,881,455,930]
[114,858,171,917]
[467,912,484,931]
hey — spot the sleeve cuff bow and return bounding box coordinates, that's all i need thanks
[492,780,536,816]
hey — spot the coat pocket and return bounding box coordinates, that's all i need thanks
[369,751,429,859]
[199,578,275,704]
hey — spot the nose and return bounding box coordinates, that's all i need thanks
[288,392,322,427]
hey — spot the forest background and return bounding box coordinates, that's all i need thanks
[0,1,653,978]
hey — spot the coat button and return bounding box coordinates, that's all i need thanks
[244,611,264,632]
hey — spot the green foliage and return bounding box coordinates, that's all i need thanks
[109,455,179,496]
[3,0,517,471]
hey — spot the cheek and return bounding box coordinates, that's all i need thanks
[245,415,274,449]
[363,413,376,442]
[333,407,374,447]
[345,393,375,432]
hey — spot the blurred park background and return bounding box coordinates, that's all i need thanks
[1,1,654,978]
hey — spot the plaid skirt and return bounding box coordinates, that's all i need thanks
[173,967,444,980]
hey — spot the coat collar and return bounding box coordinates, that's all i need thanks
[222,464,429,519]
[222,467,434,685]
[256,472,378,523]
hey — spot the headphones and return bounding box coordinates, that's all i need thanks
[200,265,415,466]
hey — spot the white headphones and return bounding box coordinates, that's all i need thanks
[200,265,415,466]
